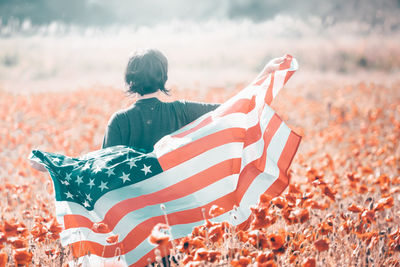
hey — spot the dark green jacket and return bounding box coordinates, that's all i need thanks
[102,98,219,153]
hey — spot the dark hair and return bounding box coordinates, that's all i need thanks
[124,49,169,96]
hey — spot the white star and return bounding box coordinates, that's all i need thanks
[127,159,138,169]
[87,179,95,189]
[85,193,92,202]
[65,173,72,181]
[61,180,69,186]
[93,165,102,173]
[83,200,90,208]
[65,191,74,199]
[53,158,61,163]
[141,164,152,175]
[76,175,83,186]
[98,181,109,192]
[119,172,131,183]
[82,162,91,170]
[105,168,115,177]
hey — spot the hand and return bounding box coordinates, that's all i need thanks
[253,56,287,83]
[264,57,286,74]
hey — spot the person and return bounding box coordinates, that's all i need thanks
[102,49,220,153]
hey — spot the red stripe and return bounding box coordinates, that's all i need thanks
[64,158,241,232]
[284,70,295,84]
[265,72,274,105]
[254,114,282,171]
[172,96,256,139]
[159,127,245,170]
[243,123,261,148]
[279,55,293,70]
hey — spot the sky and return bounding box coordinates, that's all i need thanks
[0,0,399,27]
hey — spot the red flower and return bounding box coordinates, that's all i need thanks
[148,223,170,247]
[209,205,225,218]
[92,222,110,233]
[193,248,208,261]
[0,252,7,267]
[314,239,329,252]
[271,196,287,209]
[48,218,63,234]
[13,248,33,266]
[302,258,316,267]
[348,203,364,213]
[267,233,285,250]
[106,234,119,244]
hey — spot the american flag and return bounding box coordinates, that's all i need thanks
[29,55,300,266]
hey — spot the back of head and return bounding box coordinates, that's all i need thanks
[125,49,169,96]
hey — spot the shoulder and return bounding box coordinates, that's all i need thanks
[107,106,135,126]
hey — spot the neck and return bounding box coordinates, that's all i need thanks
[136,91,160,100]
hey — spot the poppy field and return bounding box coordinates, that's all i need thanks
[0,77,399,267]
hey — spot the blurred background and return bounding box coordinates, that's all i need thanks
[0,0,399,92]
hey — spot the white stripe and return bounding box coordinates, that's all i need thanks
[241,104,276,168]
[272,70,286,99]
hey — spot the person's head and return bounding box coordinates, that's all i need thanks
[124,49,169,96]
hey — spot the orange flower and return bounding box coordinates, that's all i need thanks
[30,222,48,242]
[237,230,249,243]
[8,237,28,249]
[0,252,7,267]
[256,251,274,263]
[272,196,287,209]
[182,255,194,265]
[267,233,285,250]
[361,210,375,224]
[314,239,329,252]
[148,223,170,247]
[208,224,223,243]
[3,220,19,237]
[191,237,206,249]
[348,203,364,213]
[231,256,251,267]
[106,234,119,244]
[177,236,192,253]
[322,185,336,201]
[302,258,316,267]
[193,248,208,261]
[209,205,225,218]
[0,232,6,243]
[13,248,33,266]
[92,222,110,233]
[208,250,221,263]
[48,218,63,234]
[258,193,272,208]
[373,196,394,211]
[292,208,310,224]
[288,184,302,195]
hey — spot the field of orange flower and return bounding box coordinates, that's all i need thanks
[0,77,399,266]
